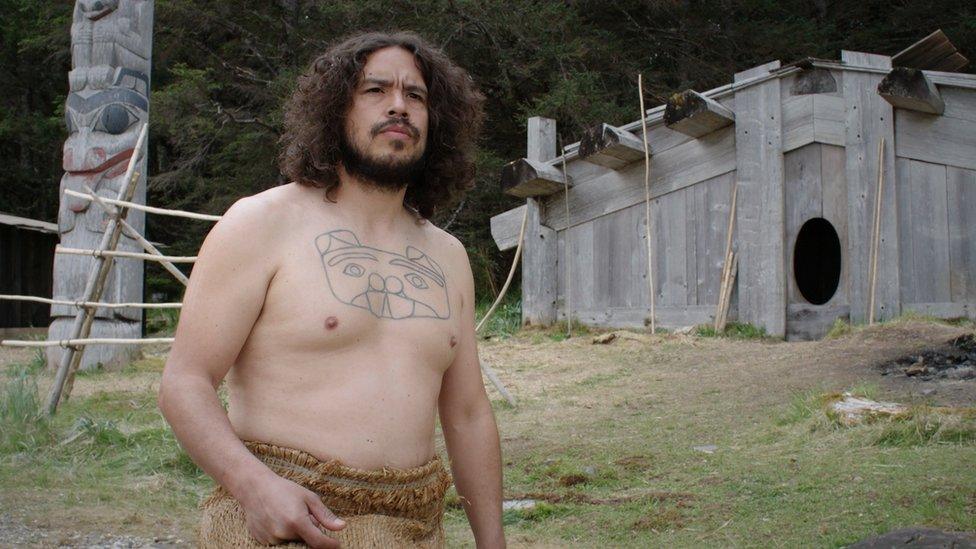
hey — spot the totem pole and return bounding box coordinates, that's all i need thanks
[47,0,154,370]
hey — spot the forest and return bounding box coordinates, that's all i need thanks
[2,0,975,298]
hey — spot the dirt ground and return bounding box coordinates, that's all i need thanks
[1,319,974,547]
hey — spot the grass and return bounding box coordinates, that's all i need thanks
[475,294,522,339]
[0,316,974,546]
[695,321,769,339]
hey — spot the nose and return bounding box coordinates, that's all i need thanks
[386,90,409,119]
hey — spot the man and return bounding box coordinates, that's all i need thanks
[158,31,505,548]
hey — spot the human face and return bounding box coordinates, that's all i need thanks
[341,46,429,189]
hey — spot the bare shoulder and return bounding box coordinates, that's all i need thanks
[422,222,469,270]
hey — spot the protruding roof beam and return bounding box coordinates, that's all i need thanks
[664,90,735,138]
[500,158,571,198]
[577,123,646,170]
[489,205,525,251]
[878,67,945,115]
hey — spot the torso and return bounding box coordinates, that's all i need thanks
[226,184,462,469]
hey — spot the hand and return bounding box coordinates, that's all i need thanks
[240,471,346,548]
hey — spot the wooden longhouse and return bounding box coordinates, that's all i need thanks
[490,31,976,340]
[0,213,58,337]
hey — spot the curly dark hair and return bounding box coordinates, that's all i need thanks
[278,31,485,220]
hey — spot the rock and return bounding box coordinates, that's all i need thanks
[502,499,538,511]
[693,445,718,454]
[848,526,976,548]
[592,332,617,344]
[920,388,937,396]
[946,366,976,380]
[830,393,907,426]
[674,325,696,335]
[581,465,597,477]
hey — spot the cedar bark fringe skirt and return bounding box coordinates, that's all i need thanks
[199,441,452,548]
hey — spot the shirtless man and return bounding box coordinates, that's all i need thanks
[158,31,504,548]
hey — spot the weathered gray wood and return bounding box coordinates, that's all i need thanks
[892,29,969,72]
[878,68,945,115]
[571,305,716,330]
[693,172,734,306]
[501,158,573,198]
[520,116,559,326]
[813,95,846,147]
[657,190,690,306]
[946,166,976,302]
[577,124,646,169]
[820,144,849,305]
[521,198,557,326]
[541,127,736,231]
[940,87,976,123]
[895,158,917,305]
[895,109,976,171]
[908,160,950,304]
[607,205,638,307]
[734,60,786,337]
[842,51,899,322]
[784,144,824,304]
[785,304,851,341]
[591,214,612,309]
[489,204,526,251]
[528,117,557,162]
[684,185,698,306]
[900,302,975,320]
[664,90,735,138]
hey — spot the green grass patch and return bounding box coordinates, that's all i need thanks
[695,321,769,340]
[475,296,521,339]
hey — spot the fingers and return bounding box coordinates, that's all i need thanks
[306,492,347,531]
[295,515,341,549]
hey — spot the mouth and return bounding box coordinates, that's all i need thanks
[66,148,133,176]
[375,122,417,139]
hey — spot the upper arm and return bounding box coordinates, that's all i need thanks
[163,196,280,387]
[437,235,489,423]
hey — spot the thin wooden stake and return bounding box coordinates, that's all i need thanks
[714,183,738,331]
[82,184,189,286]
[559,134,572,338]
[638,73,656,334]
[47,124,148,414]
[868,138,885,325]
[716,253,739,333]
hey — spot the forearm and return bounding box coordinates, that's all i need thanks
[442,405,505,548]
[157,369,275,503]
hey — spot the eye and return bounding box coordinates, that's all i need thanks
[404,273,428,289]
[342,263,365,277]
[366,87,383,93]
[94,104,137,135]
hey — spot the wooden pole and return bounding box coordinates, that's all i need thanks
[559,134,572,338]
[716,253,739,333]
[63,189,221,221]
[868,138,885,325]
[82,184,190,286]
[47,124,148,414]
[638,73,656,334]
[714,183,738,331]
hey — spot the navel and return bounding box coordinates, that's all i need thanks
[325,316,339,330]
[449,335,458,348]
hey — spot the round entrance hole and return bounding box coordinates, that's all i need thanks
[793,217,841,305]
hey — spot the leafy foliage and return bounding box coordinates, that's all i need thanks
[4,0,976,299]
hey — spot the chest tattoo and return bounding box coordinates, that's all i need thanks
[315,229,451,320]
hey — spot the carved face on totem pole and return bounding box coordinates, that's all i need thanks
[59,0,151,235]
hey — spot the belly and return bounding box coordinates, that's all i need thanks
[226,347,447,470]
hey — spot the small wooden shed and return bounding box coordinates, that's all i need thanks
[0,213,58,336]
[490,32,975,340]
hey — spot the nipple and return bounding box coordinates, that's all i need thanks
[325,316,339,330]
[450,335,458,348]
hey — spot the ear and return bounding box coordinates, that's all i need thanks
[316,229,362,254]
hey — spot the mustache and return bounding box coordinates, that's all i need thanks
[371,119,420,138]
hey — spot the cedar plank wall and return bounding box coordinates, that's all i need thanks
[546,104,738,330]
[895,85,976,319]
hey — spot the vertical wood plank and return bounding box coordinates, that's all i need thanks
[591,214,612,310]
[695,173,734,306]
[821,144,849,304]
[521,116,558,326]
[684,186,698,307]
[946,167,976,302]
[908,160,950,304]
[784,144,824,304]
[734,60,787,336]
[895,158,917,304]
[842,51,899,322]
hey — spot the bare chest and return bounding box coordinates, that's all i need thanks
[248,228,461,369]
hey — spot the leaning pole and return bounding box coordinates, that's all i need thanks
[48,0,154,371]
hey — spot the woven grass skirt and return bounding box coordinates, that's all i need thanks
[199,441,452,548]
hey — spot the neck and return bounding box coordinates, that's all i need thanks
[333,165,411,234]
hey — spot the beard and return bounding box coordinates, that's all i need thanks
[338,125,427,192]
